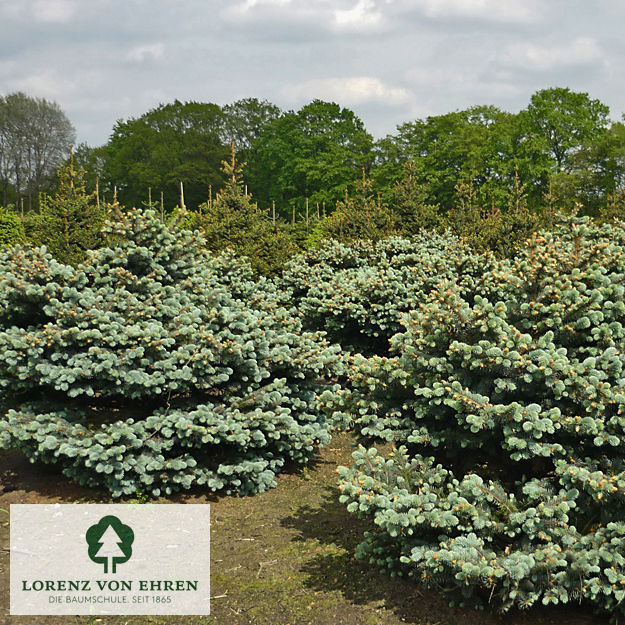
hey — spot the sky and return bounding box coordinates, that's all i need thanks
[1,0,624,146]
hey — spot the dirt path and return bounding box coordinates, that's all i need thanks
[0,434,605,625]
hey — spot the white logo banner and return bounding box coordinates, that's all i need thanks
[10,504,210,615]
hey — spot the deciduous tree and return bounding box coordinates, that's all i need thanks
[248,100,373,217]
[101,100,228,210]
[0,92,75,210]
[522,87,610,174]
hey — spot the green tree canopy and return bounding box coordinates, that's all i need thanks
[101,100,229,211]
[562,118,625,214]
[223,97,281,153]
[248,100,374,217]
[375,105,517,209]
[522,87,610,174]
[374,90,612,213]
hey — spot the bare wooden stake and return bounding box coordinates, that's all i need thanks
[180,181,185,209]
[231,137,236,183]
[148,186,152,207]
[272,200,276,228]
[292,204,295,226]
[69,144,74,188]
[96,177,100,210]
[305,197,309,233]
[337,201,341,236]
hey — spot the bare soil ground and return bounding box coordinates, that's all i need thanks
[0,434,608,625]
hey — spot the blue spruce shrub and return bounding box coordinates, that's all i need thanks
[330,217,625,619]
[0,207,342,497]
[281,232,498,355]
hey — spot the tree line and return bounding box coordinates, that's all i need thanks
[87,87,625,218]
[1,87,625,273]
[4,87,624,216]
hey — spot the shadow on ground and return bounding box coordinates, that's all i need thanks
[282,486,609,625]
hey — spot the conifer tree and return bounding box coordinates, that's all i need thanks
[495,168,541,256]
[0,207,342,497]
[391,160,441,235]
[180,141,297,276]
[599,187,625,223]
[316,169,395,243]
[448,171,542,257]
[24,150,106,265]
[330,216,625,619]
[282,231,495,354]
[0,206,24,247]
[447,178,484,246]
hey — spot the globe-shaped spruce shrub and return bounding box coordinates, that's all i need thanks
[0,208,342,497]
[329,217,625,618]
[282,232,497,355]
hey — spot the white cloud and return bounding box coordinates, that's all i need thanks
[223,0,387,35]
[223,0,537,25]
[31,0,77,23]
[405,66,520,99]
[11,68,105,102]
[500,37,603,71]
[241,0,292,8]
[223,0,292,19]
[283,76,411,106]
[13,71,70,99]
[332,0,384,32]
[413,0,539,23]
[2,0,624,147]
[125,44,165,63]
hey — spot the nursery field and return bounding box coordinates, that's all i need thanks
[0,433,605,625]
[2,208,625,623]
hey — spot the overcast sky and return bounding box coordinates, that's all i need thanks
[1,0,624,146]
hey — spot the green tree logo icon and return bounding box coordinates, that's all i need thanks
[86,515,134,574]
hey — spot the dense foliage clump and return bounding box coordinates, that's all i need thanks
[0,208,342,497]
[329,217,625,618]
[282,232,497,354]
[179,149,298,277]
[0,206,23,247]
[309,173,396,246]
[447,175,544,258]
[24,161,107,265]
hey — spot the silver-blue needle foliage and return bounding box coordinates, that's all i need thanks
[0,208,342,497]
[330,217,625,619]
